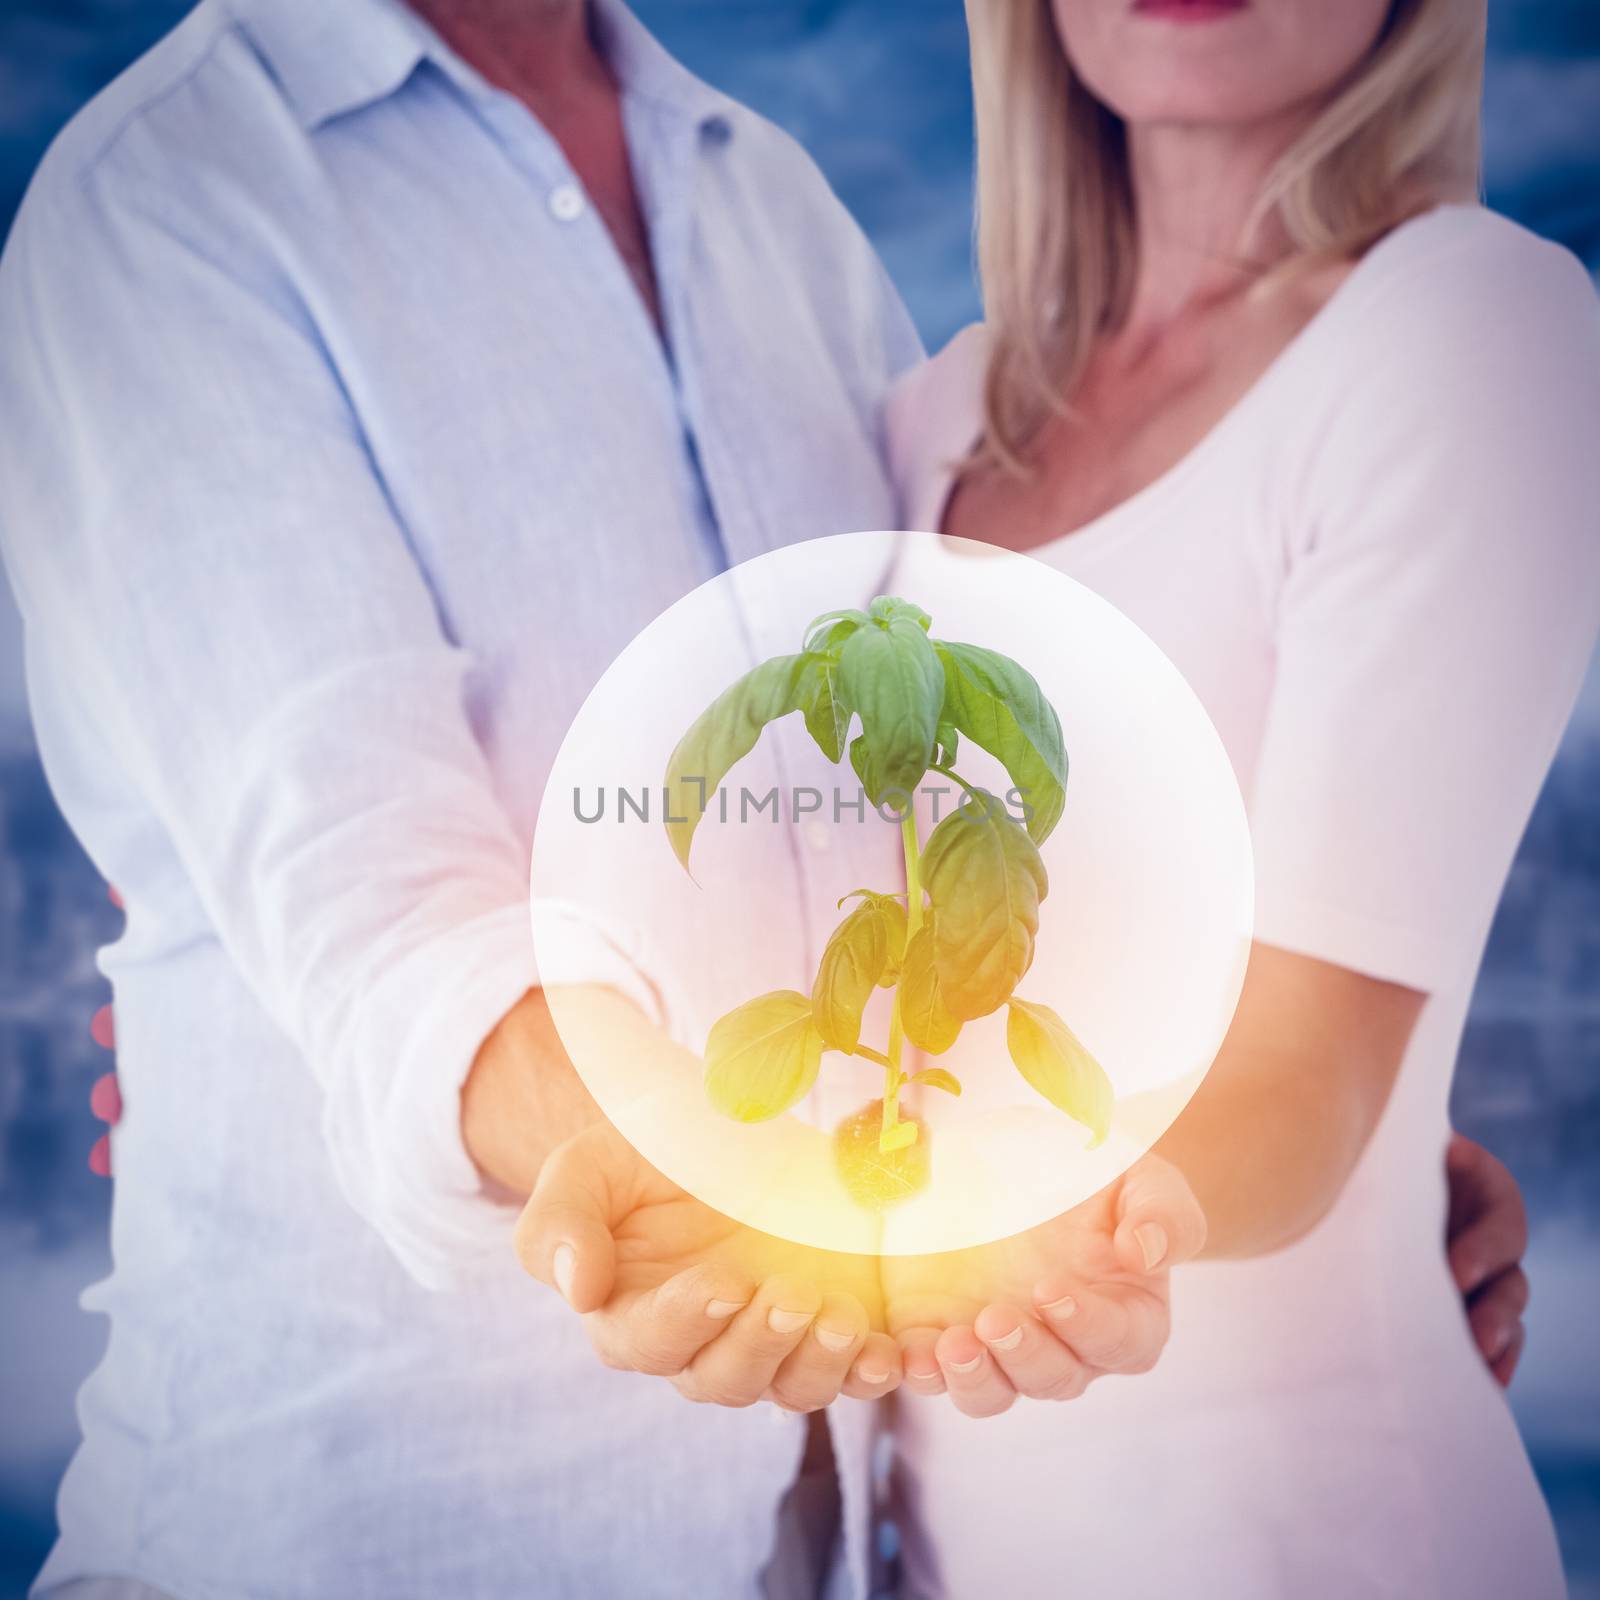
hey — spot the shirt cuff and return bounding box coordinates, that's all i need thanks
[320,898,678,1293]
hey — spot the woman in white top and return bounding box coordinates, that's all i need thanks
[882,1,1600,1595]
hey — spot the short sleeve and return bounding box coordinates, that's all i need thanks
[885,323,988,531]
[1249,218,1600,992]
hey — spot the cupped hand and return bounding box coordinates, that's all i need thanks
[516,1119,901,1410]
[881,1152,1205,1417]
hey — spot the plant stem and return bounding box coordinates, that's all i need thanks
[882,1002,905,1143]
[928,761,980,802]
[901,810,925,939]
[880,808,926,1149]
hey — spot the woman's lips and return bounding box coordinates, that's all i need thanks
[1132,0,1249,20]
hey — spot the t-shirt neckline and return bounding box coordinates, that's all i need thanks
[928,202,1472,562]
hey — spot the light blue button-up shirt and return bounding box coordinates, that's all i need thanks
[0,0,921,1592]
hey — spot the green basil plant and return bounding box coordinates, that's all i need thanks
[662,595,1113,1208]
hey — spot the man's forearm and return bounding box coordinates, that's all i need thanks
[460,987,606,1196]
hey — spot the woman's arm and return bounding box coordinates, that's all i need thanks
[1171,224,1600,1262]
[1153,943,1422,1259]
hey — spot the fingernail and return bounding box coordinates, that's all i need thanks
[856,1365,890,1385]
[946,1353,983,1374]
[706,1299,746,1320]
[1487,1322,1513,1361]
[815,1325,855,1352]
[1135,1222,1168,1272]
[552,1243,576,1304]
[768,1307,814,1334]
[984,1324,1024,1352]
[1038,1292,1077,1318]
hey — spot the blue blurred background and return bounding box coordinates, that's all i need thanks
[0,2,1596,1595]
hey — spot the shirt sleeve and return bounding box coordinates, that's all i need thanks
[1248,223,1600,993]
[0,165,672,1291]
[884,323,989,531]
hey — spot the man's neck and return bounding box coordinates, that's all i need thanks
[405,0,666,334]
[406,0,607,109]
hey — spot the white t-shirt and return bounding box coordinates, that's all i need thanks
[885,205,1600,1599]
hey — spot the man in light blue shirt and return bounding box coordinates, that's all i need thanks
[0,0,921,1593]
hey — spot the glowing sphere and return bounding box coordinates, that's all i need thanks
[531,531,1252,1256]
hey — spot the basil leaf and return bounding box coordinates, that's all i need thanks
[897,921,961,1054]
[934,719,960,768]
[920,789,1048,1020]
[803,608,870,654]
[1006,997,1113,1147]
[876,897,909,986]
[869,595,932,631]
[704,990,825,1122]
[847,731,874,797]
[935,640,1067,844]
[812,902,888,1052]
[838,616,944,809]
[839,890,910,986]
[798,654,851,763]
[663,653,812,871]
[909,1066,963,1097]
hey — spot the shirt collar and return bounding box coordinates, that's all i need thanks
[590,0,733,130]
[232,0,735,137]
[231,0,428,130]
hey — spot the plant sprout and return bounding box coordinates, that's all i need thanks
[662,595,1112,1208]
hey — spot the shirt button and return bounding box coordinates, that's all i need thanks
[548,184,585,223]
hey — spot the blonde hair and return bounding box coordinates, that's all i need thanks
[966,0,1487,468]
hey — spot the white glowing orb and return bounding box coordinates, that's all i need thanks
[531,531,1252,1256]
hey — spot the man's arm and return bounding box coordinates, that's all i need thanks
[0,161,653,1291]
[459,986,614,1196]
